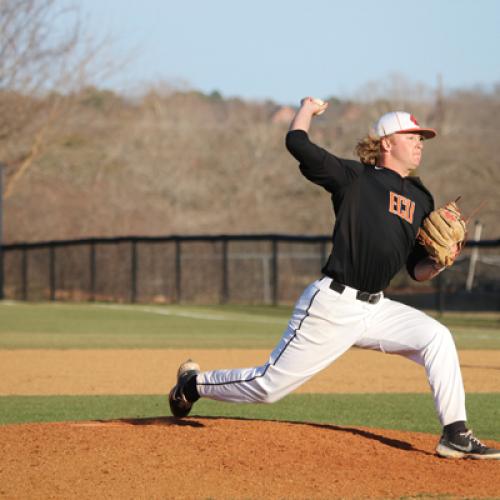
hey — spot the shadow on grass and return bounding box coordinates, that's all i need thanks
[96,415,434,455]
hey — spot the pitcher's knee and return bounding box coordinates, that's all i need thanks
[425,322,457,352]
[254,385,283,404]
[261,391,284,404]
[252,372,290,404]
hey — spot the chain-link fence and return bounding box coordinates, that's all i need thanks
[2,234,499,311]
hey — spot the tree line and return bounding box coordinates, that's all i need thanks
[1,1,499,244]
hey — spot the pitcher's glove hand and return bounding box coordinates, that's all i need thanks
[417,201,467,268]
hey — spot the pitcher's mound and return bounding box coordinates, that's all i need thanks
[1,417,498,499]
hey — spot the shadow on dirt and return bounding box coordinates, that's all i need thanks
[95,416,205,428]
[461,364,500,370]
[95,415,434,455]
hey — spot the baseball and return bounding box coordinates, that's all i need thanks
[313,98,326,115]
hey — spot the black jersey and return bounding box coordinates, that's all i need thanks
[286,130,434,293]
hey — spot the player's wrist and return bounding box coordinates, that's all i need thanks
[430,259,446,273]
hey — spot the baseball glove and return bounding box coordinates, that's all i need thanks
[417,201,467,267]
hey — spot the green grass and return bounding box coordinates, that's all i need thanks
[428,311,500,349]
[0,302,285,349]
[1,302,499,349]
[1,393,498,441]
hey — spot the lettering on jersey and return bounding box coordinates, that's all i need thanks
[389,192,415,224]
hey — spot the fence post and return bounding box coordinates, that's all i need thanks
[271,238,278,306]
[221,238,228,304]
[21,247,28,300]
[436,272,445,316]
[175,239,181,303]
[89,242,96,302]
[0,163,4,300]
[320,240,327,268]
[49,246,56,301]
[465,222,482,292]
[131,240,138,303]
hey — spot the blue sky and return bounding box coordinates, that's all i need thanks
[78,0,500,105]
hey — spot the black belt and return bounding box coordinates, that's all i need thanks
[329,280,382,304]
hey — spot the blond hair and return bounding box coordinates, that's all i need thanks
[354,135,381,166]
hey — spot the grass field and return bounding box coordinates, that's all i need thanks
[1,394,499,440]
[1,301,499,440]
[1,301,500,349]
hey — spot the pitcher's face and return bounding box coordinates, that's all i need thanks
[387,133,424,169]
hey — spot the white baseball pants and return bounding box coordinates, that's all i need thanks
[196,276,466,426]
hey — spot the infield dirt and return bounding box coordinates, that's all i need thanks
[1,348,499,395]
[1,417,499,499]
[1,347,499,498]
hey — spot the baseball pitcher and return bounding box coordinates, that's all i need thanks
[169,98,499,460]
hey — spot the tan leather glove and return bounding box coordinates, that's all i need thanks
[417,201,467,267]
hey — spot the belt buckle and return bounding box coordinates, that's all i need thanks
[357,291,381,304]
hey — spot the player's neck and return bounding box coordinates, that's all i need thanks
[377,155,414,178]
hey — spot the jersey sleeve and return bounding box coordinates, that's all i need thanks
[285,130,362,193]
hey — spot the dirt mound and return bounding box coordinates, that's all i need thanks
[1,418,498,499]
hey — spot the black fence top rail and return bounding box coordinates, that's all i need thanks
[3,234,500,251]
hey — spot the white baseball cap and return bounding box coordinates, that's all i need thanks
[373,111,436,139]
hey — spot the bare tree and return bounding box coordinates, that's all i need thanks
[0,0,109,198]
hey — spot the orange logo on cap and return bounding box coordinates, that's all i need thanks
[410,114,419,126]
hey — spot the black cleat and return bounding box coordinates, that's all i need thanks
[436,430,500,459]
[168,359,200,418]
